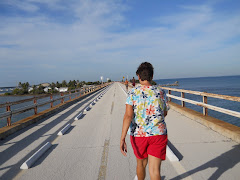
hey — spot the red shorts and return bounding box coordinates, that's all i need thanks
[130,135,168,160]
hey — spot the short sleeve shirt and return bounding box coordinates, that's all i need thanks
[126,85,169,137]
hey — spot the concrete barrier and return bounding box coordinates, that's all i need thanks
[84,106,91,112]
[166,146,179,161]
[74,112,83,120]
[20,142,52,169]
[58,123,71,136]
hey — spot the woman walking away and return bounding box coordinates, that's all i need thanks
[125,79,129,92]
[120,62,169,180]
[132,77,136,87]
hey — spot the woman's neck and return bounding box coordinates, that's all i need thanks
[140,80,152,86]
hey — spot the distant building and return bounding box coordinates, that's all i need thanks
[41,83,50,87]
[44,87,51,93]
[28,87,33,92]
[59,87,68,92]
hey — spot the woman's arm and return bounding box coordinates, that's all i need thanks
[164,110,168,117]
[120,104,133,156]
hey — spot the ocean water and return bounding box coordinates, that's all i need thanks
[154,75,240,127]
[0,93,73,128]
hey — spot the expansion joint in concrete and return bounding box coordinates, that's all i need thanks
[98,139,110,180]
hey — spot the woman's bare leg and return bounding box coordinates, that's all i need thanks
[136,157,148,180]
[148,155,162,180]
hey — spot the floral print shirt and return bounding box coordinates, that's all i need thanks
[126,85,169,137]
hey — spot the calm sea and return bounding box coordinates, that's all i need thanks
[155,75,240,127]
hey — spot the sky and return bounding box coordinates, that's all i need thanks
[0,0,240,86]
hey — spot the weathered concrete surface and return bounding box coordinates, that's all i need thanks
[0,82,239,180]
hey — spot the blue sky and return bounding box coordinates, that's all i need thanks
[0,0,240,86]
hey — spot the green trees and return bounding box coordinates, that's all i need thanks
[62,80,67,87]
[85,81,101,85]
[10,82,30,95]
[56,81,60,88]
[31,85,45,94]
[6,79,106,96]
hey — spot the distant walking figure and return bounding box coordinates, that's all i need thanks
[132,77,136,87]
[125,79,129,92]
[120,62,169,180]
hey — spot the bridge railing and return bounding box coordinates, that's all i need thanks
[160,86,240,118]
[0,84,109,126]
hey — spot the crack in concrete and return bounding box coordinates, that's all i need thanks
[98,139,110,180]
[110,102,114,115]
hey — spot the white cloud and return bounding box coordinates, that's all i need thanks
[1,0,39,12]
[0,1,239,85]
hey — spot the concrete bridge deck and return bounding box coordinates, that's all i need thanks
[0,82,239,180]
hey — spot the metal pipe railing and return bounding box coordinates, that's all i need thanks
[0,83,110,126]
[159,86,240,118]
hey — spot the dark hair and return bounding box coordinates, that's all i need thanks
[136,62,154,81]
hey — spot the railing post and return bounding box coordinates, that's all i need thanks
[50,95,53,108]
[6,103,11,126]
[34,98,37,115]
[168,90,171,102]
[61,93,64,103]
[181,92,185,107]
[69,91,71,100]
[203,95,208,116]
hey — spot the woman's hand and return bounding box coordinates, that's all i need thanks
[120,104,133,156]
[120,138,127,156]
